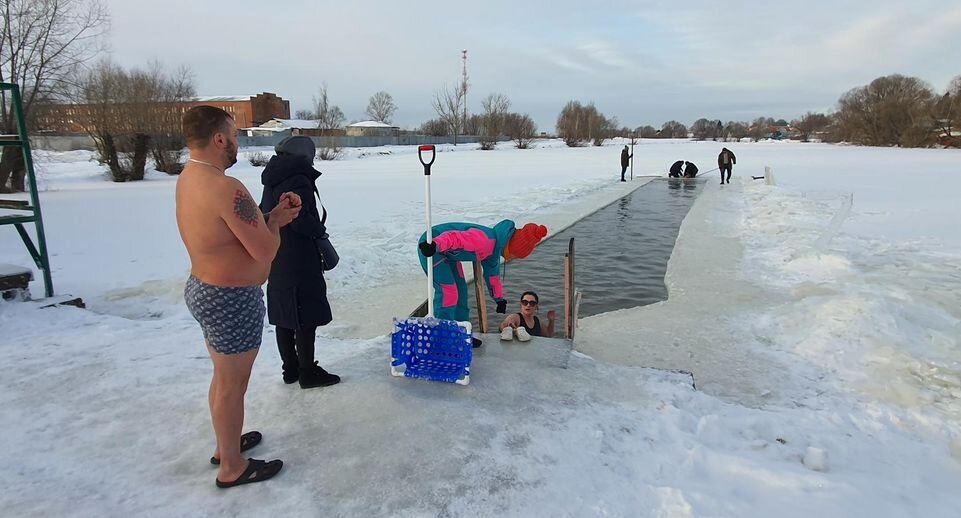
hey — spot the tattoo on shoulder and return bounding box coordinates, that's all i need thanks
[233,190,260,227]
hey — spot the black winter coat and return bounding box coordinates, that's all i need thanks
[669,161,684,176]
[718,149,737,168]
[259,154,332,329]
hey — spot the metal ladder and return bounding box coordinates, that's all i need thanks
[0,82,53,297]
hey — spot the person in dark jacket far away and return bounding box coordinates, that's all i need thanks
[718,147,737,184]
[259,136,340,389]
[683,161,699,178]
[620,145,633,182]
[668,160,684,178]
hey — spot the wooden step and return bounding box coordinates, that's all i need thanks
[0,134,22,146]
[0,199,31,210]
[0,263,32,291]
[0,213,35,225]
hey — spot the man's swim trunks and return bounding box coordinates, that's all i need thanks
[185,275,265,354]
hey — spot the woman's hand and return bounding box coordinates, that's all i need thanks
[546,309,556,321]
[499,313,520,331]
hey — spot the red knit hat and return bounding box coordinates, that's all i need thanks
[504,223,548,260]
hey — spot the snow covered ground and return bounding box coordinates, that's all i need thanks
[1,139,960,516]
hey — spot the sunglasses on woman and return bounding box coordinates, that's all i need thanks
[520,299,538,306]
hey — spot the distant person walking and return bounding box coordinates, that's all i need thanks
[668,160,684,178]
[620,145,632,182]
[718,148,736,184]
[683,161,699,178]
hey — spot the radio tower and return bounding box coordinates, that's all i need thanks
[461,49,469,138]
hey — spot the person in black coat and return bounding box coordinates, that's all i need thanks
[683,161,699,178]
[259,136,340,389]
[717,147,736,184]
[619,145,632,182]
[668,160,684,178]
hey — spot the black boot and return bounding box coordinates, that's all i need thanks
[472,337,483,348]
[299,362,341,389]
[275,327,299,384]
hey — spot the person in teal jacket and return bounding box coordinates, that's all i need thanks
[418,220,548,341]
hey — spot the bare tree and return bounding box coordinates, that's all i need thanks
[792,112,832,142]
[365,90,396,124]
[76,60,193,181]
[77,59,124,179]
[463,113,483,136]
[837,74,935,147]
[0,0,108,192]
[950,76,961,133]
[690,118,715,140]
[722,121,749,142]
[932,75,961,146]
[312,83,344,130]
[748,117,775,142]
[556,101,612,147]
[145,62,194,174]
[635,125,658,138]
[479,93,510,150]
[659,120,688,139]
[293,109,313,120]
[419,118,447,136]
[556,100,586,146]
[431,84,464,145]
[503,112,537,149]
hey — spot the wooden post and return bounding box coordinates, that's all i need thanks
[472,261,488,333]
[564,254,571,339]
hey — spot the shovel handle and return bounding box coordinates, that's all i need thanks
[418,145,435,174]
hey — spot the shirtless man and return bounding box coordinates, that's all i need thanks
[176,105,302,488]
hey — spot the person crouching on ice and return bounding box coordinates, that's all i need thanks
[417,220,548,348]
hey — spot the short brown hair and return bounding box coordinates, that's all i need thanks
[182,105,233,148]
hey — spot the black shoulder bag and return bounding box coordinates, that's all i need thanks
[313,185,339,271]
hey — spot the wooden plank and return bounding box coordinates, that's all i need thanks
[0,270,32,291]
[571,290,582,340]
[472,261,488,333]
[0,214,34,225]
[39,296,86,309]
[563,254,571,339]
[0,199,30,209]
[570,239,575,338]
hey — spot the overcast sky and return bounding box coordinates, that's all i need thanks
[102,0,961,130]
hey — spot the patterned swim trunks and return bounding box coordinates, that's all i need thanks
[184,275,266,354]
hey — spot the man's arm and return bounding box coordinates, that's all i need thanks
[220,179,282,264]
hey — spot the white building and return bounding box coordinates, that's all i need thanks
[345,120,400,137]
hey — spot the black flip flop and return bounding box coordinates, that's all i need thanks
[215,458,284,489]
[210,431,262,465]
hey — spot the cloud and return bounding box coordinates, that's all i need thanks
[99,0,961,128]
[576,41,633,70]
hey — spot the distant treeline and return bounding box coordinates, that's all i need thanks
[554,73,961,148]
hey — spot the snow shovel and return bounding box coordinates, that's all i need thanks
[390,145,472,385]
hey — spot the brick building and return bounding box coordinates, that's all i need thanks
[188,93,289,129]
[35,92,290,134]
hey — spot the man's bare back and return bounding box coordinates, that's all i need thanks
[176,166,272,286]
